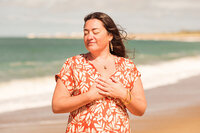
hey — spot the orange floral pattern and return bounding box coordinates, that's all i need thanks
[55,54,140,133]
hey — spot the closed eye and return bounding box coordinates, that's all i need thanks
[93,29,100,34]
[84,31,89,36]
[93,31,99,35]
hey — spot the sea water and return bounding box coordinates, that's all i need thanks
[0,38,200,113]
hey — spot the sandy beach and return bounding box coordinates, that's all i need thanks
[131,74,200,133]
[0,74,200,133]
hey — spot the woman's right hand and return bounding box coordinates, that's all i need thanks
[88,82,105,101]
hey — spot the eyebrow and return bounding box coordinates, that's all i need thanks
[84,28,100,31]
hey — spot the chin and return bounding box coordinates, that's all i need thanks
[86,46,99,53]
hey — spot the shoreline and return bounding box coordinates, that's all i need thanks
[1,55,200,114]
[0,74,200,133]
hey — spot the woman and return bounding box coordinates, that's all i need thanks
[52,12,147,133]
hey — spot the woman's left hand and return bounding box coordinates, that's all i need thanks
[96,76,147,116]
[95,77,126,99]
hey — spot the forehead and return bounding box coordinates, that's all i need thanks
[84,19,105,30]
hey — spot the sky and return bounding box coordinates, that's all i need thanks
[0,0,200,37]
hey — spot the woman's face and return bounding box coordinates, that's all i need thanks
[84,19,113,53]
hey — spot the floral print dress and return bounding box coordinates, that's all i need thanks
[55,53,141,133]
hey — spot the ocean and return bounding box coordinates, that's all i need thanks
[0,38,200,113]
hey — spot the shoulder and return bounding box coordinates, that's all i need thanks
[117,56,137,69]
[118,57,141,78]
[63,53,86,66]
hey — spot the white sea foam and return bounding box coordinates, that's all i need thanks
[0,77,56,114]
[139,56,200,90]
[0,56,200,114]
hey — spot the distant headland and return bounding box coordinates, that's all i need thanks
[129,30,200,42]
[26,30,200,42]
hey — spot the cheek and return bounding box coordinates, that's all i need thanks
[83,38,87,46]
[96,34,105,41]
[83,37,89,48]
[97,35,109,44]
[84,36,90,44]
[84,36,87,43]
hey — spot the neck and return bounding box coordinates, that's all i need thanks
[89,50,112,61]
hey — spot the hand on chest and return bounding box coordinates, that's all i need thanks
[72,64,132,96]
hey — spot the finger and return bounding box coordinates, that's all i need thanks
[98,77,110,84]
[98,90,110,96]
[92,82,97,86]
[96,79,108,87]
[110,77,119,83]
[96,84,108,92]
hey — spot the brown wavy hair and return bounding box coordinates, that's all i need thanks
[84,12,127,58]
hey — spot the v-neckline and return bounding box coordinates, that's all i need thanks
[82,53,119,78]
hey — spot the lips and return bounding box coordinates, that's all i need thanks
[88,42,96,45]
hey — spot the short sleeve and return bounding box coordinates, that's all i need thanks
[129,60,141,89]
[55,57,75,95]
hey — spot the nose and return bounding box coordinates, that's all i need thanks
[87,32,94,40]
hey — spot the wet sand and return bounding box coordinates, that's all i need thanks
[0,75,200,133]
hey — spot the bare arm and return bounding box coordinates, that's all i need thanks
[52,78,92,113]
[123,77,147,116]
[52,78,104,113]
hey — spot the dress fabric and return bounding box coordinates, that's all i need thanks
[55,53,141,133]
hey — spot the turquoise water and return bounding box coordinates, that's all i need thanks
[0,38,200,82]
[126,40,200,64]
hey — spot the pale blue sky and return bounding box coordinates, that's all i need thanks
[0,0,200,37]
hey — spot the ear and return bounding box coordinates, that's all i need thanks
[108,33,113,41]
